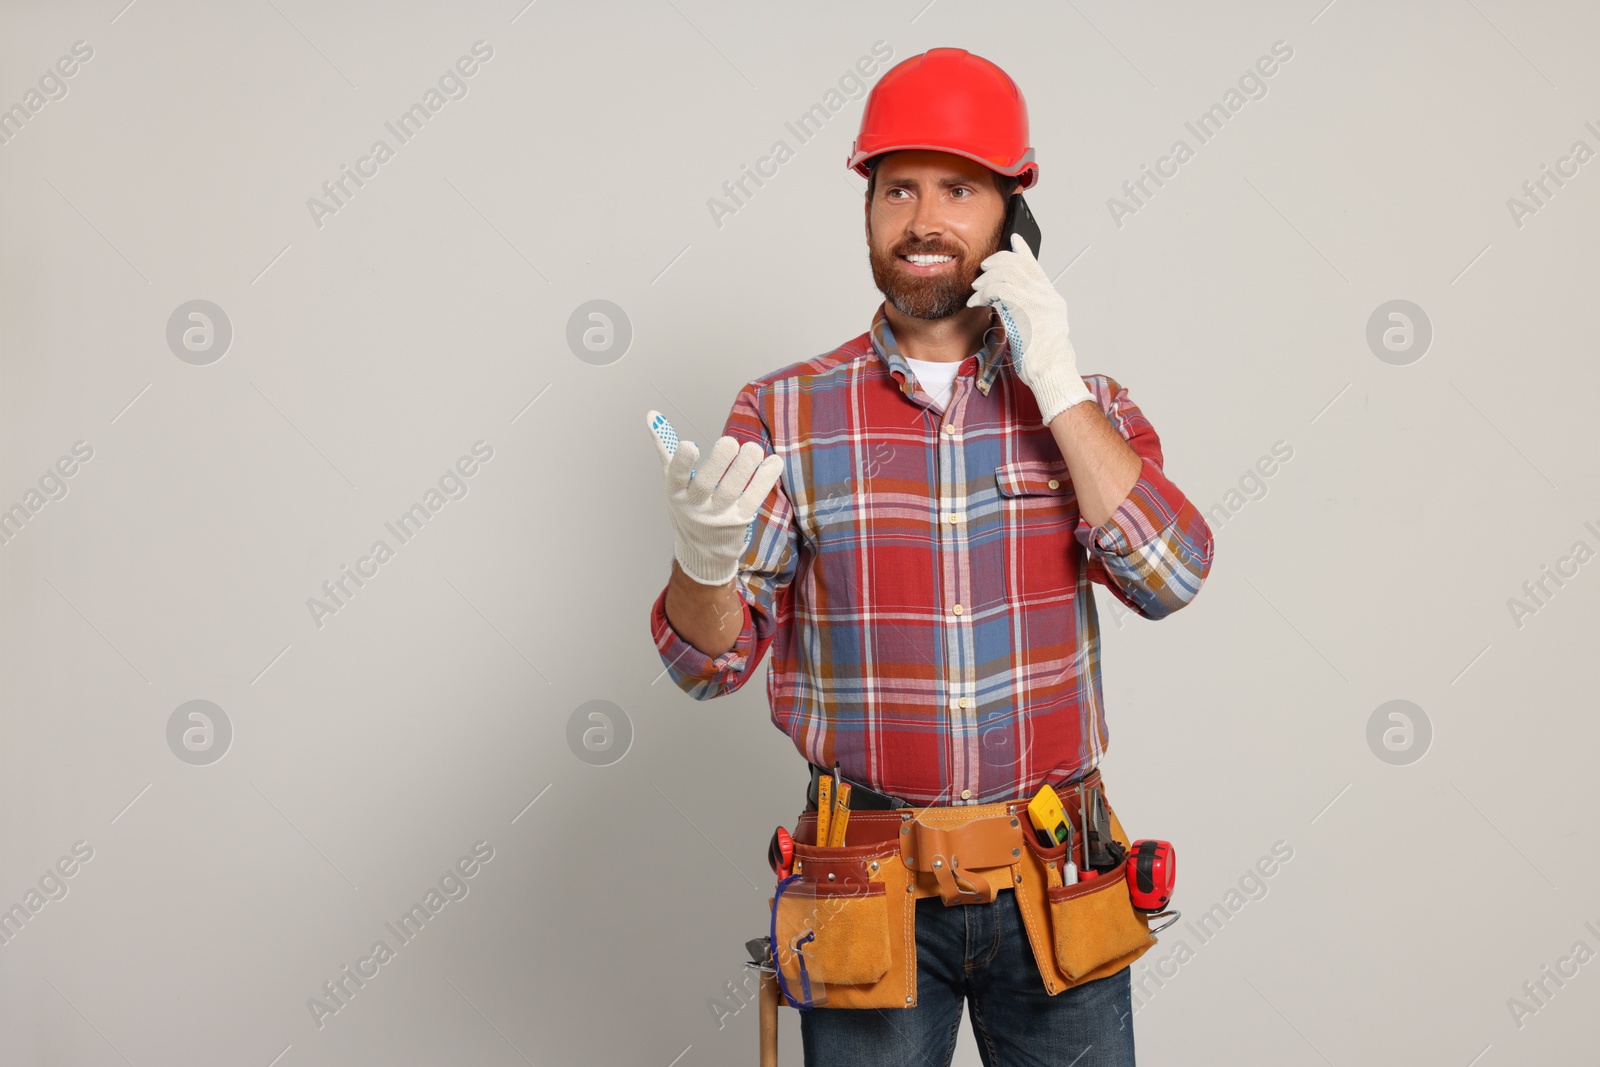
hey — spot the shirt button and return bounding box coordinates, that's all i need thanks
[958,697,971,709]
[961,789,972,800]
[952,604,964,616]
[945,514,959,524]
[1047,479,1060,489]
[943,424,956,435]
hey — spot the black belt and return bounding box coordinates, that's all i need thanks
[805,764,908,811]
[805,762,1098,812]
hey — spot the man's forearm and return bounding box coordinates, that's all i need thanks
[1047,401,1142,529]
[662,559,746,658]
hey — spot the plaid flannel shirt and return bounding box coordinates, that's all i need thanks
[650,304,1213,805]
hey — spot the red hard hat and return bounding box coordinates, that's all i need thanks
[848,48,1038,189]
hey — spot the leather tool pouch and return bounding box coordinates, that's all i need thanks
[1046,859,1154,979]
[768,835,915,1010]
[1017,789,1159,990]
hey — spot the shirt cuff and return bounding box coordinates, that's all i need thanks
[649,583,755,684]
[1075,456,1186,557]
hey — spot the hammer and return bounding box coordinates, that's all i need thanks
[745,936,779,1067]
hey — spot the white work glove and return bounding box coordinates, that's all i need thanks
[647,410,785,586]
[967,232,1094,426]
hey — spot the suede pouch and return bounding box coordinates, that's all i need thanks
[1015,787,1161,992]
[1047,858,1155,979]
[769,838,917,1009]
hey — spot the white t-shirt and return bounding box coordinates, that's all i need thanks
[902,356,964,413]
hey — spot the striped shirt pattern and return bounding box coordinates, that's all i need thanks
[650,304,1213,805]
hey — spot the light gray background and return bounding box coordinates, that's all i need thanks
[3,1,1596,1064]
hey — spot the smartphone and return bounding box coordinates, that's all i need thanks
[1001,193,1042,258]
[992,194,1044,359]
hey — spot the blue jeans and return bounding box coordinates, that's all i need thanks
[799,888,1136,1066]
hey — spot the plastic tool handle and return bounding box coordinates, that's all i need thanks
[768,826,794,878]
[649,410,755,549]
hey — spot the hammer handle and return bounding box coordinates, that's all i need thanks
[759,968,779,1067]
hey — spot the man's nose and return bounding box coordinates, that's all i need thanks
[908,198,944,240]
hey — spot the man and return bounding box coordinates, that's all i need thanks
[647,48,1212,1066]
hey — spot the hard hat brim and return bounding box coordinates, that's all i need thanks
[848,145,1039,189]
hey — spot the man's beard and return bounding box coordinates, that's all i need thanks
[868,216,1005,320]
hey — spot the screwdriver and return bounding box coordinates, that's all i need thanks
[1079,780,1096,880]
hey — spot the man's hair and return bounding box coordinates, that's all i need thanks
[864,155,1022,203]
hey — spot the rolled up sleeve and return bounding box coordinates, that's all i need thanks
[648,381,800,698]
[649,585,759,697]
[1075,376,1214,620]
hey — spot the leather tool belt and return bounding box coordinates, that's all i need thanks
[768,766,1161,1010]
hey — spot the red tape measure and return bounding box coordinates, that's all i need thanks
[1127,839,1175,911]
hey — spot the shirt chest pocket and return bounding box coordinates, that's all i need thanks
[994,459,1079,600]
